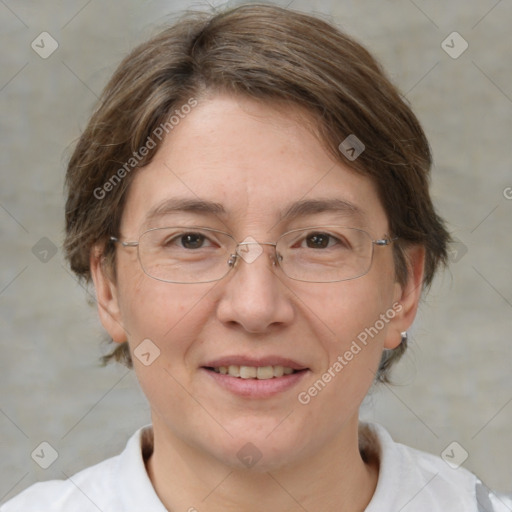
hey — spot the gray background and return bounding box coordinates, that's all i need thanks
[1,0,511,502]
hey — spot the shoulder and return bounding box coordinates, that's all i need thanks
[0,426,164,512]
[361,422,512,512]
[1,454,121,512]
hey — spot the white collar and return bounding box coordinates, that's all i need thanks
[118,422,481,511]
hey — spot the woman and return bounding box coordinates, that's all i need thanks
[3,4,509,511]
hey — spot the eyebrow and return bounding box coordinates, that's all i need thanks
[143,197,365,227]
[279,198,365,223]
[143,198,226,227]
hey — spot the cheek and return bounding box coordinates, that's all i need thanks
[294,281,394,420]
[117,278,214,405]
[300,275,396,344]
[303,279,395,390]
[118,268,216,358]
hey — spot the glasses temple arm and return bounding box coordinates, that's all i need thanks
[109,236,139,247]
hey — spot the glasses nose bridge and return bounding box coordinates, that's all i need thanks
[237,240,277,248]
[229,239,279,268]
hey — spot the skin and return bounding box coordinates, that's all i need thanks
[91,94,424,511]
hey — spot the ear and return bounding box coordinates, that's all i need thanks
[89,245,127,344]
[384,244,425,349]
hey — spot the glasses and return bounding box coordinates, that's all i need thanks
[110,226,397,284]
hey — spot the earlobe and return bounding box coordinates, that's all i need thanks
[89,246,127,344]
[384,245,425,349]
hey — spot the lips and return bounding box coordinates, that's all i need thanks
[201,357,309,396]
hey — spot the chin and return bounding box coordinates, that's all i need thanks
[219,444,302,473]
[208,428,308,473]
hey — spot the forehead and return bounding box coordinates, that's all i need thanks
[120,95,388,235]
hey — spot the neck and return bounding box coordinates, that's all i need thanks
[145,415,379,512]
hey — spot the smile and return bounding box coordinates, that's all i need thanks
[202,365,309,399]
[209,365,297,379]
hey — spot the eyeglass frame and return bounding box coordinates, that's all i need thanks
[109,225,398,284]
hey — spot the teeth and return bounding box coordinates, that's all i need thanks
[228,365,240,377]
[256,366,274,379]
[212,365,298,379]
[273,365,284,377]
[240,366,257,379]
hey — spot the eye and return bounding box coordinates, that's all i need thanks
[304,232,333,249]
[163,232,214,250]
[298,232,347,250]
[181,233,209,249]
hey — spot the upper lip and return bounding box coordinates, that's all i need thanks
[202,356,309,370]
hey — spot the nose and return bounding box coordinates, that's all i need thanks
[215,241,294,334]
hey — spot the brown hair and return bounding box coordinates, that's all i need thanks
[64,3,451,381]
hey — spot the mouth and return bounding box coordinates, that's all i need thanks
[205,365,302,379]
[201,357,310,398]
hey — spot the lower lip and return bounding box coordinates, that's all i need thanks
[201,368,309,398]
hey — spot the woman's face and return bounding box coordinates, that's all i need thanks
[93,94,420,471]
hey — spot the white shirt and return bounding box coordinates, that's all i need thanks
[2,422,510,511]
